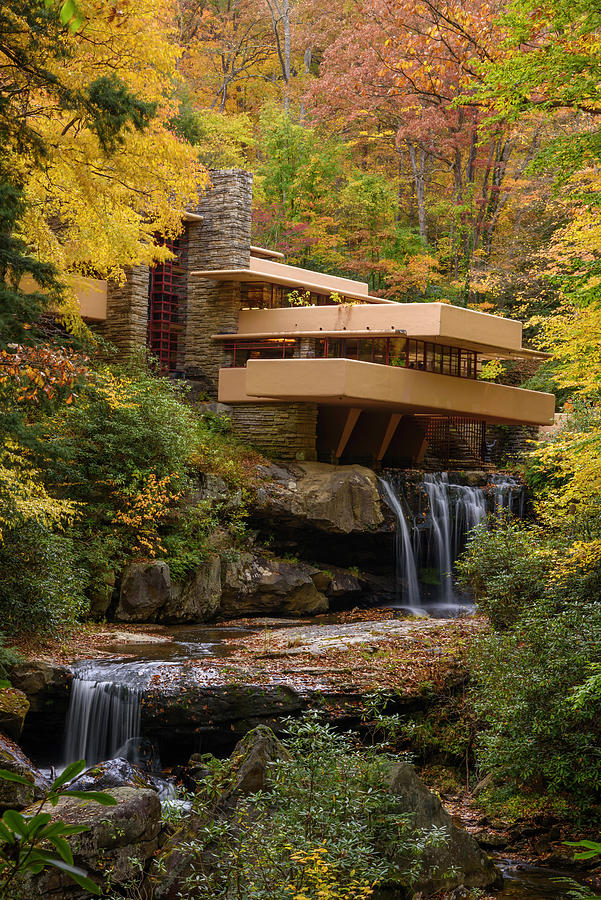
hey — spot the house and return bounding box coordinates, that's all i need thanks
[76,169,555,466]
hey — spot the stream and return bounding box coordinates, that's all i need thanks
[495,860,593,899]
[51,472,564,899]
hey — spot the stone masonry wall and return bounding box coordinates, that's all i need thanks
[184,170,253,396]
[486,424,539,465]
[95,266,149,354]
[230,403,318,461]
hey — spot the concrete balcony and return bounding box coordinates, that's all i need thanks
[218,358,555,427]
[233,302,535,358]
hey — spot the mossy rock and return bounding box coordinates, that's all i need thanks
[0,733,46,811]
[0,687,29,740]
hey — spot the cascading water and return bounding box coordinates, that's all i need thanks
[380,471,520,616]
[379,478,422,613]
[491,473,525,517]
[423,474,454,606]
[453,484,487,559]
[63,661,148,766]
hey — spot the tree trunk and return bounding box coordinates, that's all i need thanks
[407,141,428,244]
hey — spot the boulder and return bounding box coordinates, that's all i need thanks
[0,686,29,740]
[386,763,501,896]
[20,786,161,898]
[8,661,70,714]
[66,758,156,794]
[220,552,328,617]
[0,733,48,810]
[115,560,171,622]
[88,570,116,620]
[225,725,288,798]
[161,554,222,624]
[312,565,364,601]
[255,462,385,534]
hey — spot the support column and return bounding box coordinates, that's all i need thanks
[377,413,403,461]
[336,408,362,458]
[95,266,149,356]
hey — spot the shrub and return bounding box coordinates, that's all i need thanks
[469,599,601,809]
[40,363,255,592]
[0,524,87,638]
[174,716,445,899]
[456,517,554,628]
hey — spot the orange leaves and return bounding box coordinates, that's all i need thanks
[0,345,88,405]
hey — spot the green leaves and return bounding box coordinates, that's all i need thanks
[49,759,86,792]
[0,758,116,897]
[43,0,84,33]
[64,791,118,806]
[0,770,32,787]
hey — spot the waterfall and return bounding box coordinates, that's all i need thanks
[453,484,487,559]
[423,474,453,605]
[64,662,144,766]
[379,478,422,613]
[381,472,495,615]
[490,474,525,517]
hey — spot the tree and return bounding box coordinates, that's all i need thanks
[1,0,205,288]
[307,0,547,298]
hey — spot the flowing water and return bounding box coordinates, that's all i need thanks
[62,625,250,768]
[64,662,144,766]
[495,860,594,899]
[379,479,423,613]
[380,472,525,616]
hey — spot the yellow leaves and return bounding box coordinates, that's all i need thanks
[286,846,374,900]
[551,539,601,584]
[538,304,601,395]
[11,0,207,282]
[0,444,79,543]
[112,473,180,558]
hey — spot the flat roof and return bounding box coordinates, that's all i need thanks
[237,358,556,426]
[191,256,395,304]
[234,303,528,355]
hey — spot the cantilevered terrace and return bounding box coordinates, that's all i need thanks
[192,256,555,464]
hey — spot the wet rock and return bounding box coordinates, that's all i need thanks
[66,758,156,793]
[476,830,509,850]
[8,661,70,712]
[220,552,328,617]
[20,786,161,898]
[312,565,364,601]
[255,462,385,534]
[142,681,308,757]
[0,686,29,740]
[386,762,501,895]
[6,661,70,754]
[162,554,222,624]
[115,560,171,622]
[0,733,48,810]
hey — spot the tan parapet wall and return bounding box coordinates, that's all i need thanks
[235,302,524,355]
[18,273,108,322]
[232,358,556,427]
